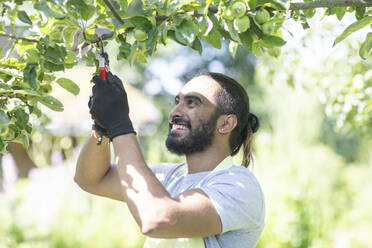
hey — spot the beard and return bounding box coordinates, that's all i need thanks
[165,110,220,155]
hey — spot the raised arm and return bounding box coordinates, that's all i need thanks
[74,130,124,202]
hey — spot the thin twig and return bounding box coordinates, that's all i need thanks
[85,31,115,44]
[289,0,372,10]
[101,0,125,25]
[0,33,39,43]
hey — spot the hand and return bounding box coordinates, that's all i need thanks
[88,95,109,138]
[89,72,135,140]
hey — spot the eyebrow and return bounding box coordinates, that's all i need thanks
[175,94,203,104]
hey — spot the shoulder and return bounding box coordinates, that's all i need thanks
[200,166,265,232]
[204,166,263,194]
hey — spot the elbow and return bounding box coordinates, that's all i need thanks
[73,173,89,192]
[140,209,177,237]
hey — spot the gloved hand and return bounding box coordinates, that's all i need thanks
[88,95,109,138]
[89,72,135,140]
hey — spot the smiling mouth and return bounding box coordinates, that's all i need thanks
[169,118,191,133]
[171,123,188,131]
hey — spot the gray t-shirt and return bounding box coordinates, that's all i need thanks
[150,162,265,248]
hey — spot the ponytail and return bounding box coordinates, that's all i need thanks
[242,113,259,167]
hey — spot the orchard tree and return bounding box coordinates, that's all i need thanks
[0,0,371,152]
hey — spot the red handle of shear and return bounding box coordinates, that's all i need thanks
[98,56,107,82]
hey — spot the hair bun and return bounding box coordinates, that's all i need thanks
[248,113,259,133]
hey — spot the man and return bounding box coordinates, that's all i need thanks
[75,72,265,247]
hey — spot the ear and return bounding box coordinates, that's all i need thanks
[217,114,237,135]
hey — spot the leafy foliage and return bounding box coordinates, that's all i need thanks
[0,0,371,151]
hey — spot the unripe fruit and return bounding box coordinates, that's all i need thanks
[0,126,9,136]
[234,16,250,33]
[134,29,148,41]
[231,1,247,18]
[40,84,52,94]
[222,8,235,21]
[262,22,275,34]
[255,9,270,24]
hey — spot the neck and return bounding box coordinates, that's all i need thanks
[185,146,230,174]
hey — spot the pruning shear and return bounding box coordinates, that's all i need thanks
[98,38,110,82]
[95,38,110,145]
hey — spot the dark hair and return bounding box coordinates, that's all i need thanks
[202,72,259,167]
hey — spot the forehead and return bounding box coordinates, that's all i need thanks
[180,76,221,104]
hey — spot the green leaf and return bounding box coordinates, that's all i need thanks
[261,34,286,47]
[56,78,80,95]
[333,16,372,47]
[175,20,196,46]
[229,41,238,58]
[62,26,78,48]
[130,16,153,31]
[43,45,67,65]
[355,7,366,20]
[248,0,257,10]
[23,65,37,90]
[34,2,65,19]
[334,7,346,21]
[17,11,32,25]
[239,31,254,52]
[359,32,372,59]
[303,8,316,18]
[0,110,10,126]
[146,27,159,55]
[66,0,95,20]
[95,18,115,30]
[226,20,240,42]
[191,37,202,55]
[204,28,221,49]
[161,23,168,45]
[37,95,64,112]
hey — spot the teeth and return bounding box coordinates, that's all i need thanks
[172,124,187,130]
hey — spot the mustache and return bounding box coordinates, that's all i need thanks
[170,116,191,129]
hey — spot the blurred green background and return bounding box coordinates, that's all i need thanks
[0,15,371,248]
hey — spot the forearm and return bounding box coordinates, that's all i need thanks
[112,134,176,233]
[75,131,111,187]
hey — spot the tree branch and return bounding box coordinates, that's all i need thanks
[289,0,372,10]
[101,0,125,25]
[0,33,38,43]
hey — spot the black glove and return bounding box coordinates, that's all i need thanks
[88,95,109,138]
[89,72,135,140]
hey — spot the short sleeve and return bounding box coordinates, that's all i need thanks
[200,167,265,233]
[149,163,179,187]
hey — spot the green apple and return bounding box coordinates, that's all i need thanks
[234,16,250,33]
[262,22,275,34]
[223,8,235,21]
[255,9,270,24]
[134,29,148,41]
[0,125,9,136]
[231,1,247,18]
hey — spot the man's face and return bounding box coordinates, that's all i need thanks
[165,76,221,155]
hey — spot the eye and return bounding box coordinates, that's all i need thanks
[187,99,196,107]
[174,97,180,105]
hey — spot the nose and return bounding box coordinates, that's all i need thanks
[168,102,184,122]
